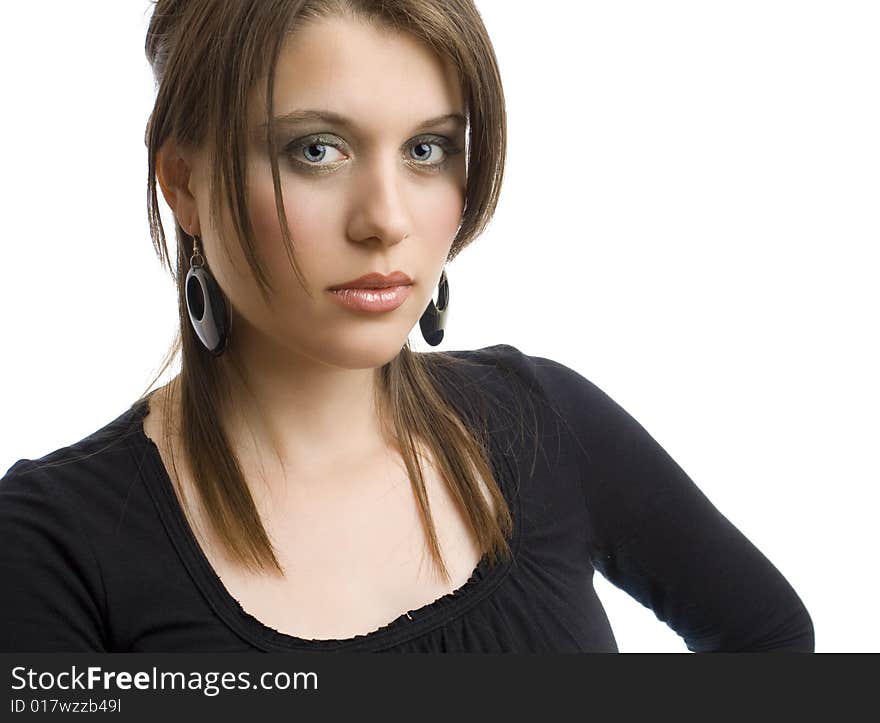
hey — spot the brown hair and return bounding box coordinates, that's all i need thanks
[137,0,537,584]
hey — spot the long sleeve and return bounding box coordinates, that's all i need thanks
[524,350,814,652]
[0,459,109,652]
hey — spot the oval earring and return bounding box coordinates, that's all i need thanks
[419,267,450,347]
[185,234,230,356]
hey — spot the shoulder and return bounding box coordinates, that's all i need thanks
[0,401,150,529]
[436,343,625,446]
[0,458,81,545]
[436,342,570,392]
[440,344,649,463]
[0,453,114,652]
[431,343,552,415]
[439,343,614,414]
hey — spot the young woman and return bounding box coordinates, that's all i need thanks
[0,0,814,652]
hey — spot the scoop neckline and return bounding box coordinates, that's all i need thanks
[127,393,520,652]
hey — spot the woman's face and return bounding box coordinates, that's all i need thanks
[189,14,467,370]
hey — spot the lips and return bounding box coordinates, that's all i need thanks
[328,270,413,290]
[327,283,413,313]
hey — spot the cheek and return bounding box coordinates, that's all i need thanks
[422,186,464,238]
[417,183,465,262]
[430,156,467,235]
[244,175,330,289]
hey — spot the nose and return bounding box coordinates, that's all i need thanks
[346,158,412,247]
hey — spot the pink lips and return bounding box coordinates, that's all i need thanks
[327,284,413,312]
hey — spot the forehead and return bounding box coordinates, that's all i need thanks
[252,14,464,135]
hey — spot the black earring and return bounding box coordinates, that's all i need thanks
[419,267,449,346]
[185,234,230,356]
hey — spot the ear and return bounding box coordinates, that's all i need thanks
[156,139,201,237]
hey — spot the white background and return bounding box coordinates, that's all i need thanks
[1,1,877,652]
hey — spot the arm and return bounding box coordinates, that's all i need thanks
[0,459,109,652]
[523,350,814,652]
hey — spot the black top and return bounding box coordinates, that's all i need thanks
[0,344,814,652]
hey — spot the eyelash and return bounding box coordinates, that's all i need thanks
[283,133,462,174]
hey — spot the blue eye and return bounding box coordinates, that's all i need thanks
[298,138,345,165]
[284,134,462,173]
[410,141,443,163]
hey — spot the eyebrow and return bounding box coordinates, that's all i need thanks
[257,109,466,134]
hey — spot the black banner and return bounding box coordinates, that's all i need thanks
[0,653,863,719]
